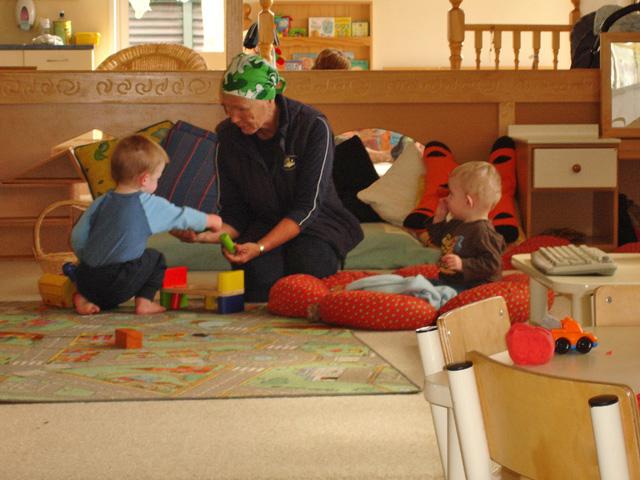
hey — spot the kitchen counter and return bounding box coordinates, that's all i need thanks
[0,44,93,50]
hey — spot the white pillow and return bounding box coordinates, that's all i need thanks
[357,141,424,226]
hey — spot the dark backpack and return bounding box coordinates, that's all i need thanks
[571,4,640,69]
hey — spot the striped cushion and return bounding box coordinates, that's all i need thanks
[156,121,219,212]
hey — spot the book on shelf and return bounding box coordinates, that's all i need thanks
[291,52,318,70]
[309,17,335,37]
[351,59,369,71]
[284,60,304,71]
[334,17,352,37]
[351,21,369,37]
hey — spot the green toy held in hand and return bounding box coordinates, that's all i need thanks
[220,233,236,254]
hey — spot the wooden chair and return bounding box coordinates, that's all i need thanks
[96,44,208,71]
[593,285,640,326]
[437,296,511,364]
[449,350,640,479]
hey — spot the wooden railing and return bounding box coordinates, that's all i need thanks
[448,0,582,70]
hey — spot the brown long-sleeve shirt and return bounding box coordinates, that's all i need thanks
[424,218,506,287]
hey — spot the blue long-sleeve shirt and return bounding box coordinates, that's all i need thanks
[72,190,207,267]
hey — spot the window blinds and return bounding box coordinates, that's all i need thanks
[128,0,204,50]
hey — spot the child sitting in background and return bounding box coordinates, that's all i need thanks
[312,48,351,70]
[419,160,506,292]
[71,134,222,315]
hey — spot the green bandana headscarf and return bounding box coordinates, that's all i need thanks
[222,53,286,100]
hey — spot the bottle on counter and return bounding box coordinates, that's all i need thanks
[53,11,72,45]
[39,17,51,35]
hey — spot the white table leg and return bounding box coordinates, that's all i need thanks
[416,326,449,475]
[529,277,548,324]
[590,395,631,480]
[447,408,466,480]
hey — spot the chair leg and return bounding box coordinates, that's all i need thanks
[590,395,631,480]
[447,361,492,480]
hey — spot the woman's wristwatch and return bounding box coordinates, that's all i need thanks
[258,243,265,255]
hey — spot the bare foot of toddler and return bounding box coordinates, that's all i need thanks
[135,297,166,315]
[73,293,100,315]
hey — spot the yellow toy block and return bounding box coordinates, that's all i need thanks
[204,296,217,311]
[38,274,76,308]
[217,270,244,295]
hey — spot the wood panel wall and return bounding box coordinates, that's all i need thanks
[0,69,600,181]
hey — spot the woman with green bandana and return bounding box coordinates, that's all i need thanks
[172,54,363,302]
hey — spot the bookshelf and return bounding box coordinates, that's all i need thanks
[272,1,372,70]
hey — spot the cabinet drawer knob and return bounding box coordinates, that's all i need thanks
[572,163,582,173]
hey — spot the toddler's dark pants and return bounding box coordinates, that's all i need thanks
[76,249,167,310]
[237,235,340,303]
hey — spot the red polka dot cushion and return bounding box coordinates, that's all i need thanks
[321,271,377,291]
[393,264,440,279]
[502,235,570,270]
[615,242,640,253]
[318,290,437,330]
[438,281,553,324]
[268,274,329,318]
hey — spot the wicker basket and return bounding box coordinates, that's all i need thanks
[33,200,90,274]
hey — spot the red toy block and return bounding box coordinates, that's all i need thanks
[162,266,188,288]
[115,328,143,349]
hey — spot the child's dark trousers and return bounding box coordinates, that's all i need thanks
[76,248,167,310]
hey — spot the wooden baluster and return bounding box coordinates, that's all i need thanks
[226,0,244,64]
[493,29,502,69]
[474,30,483,70]
[513,30,521,70]
[448,0,465,69]
[258,0,275,63]
[570,0,581,25]
[243,2,252,31]
[532,30,541,70]
[552,30,560,70]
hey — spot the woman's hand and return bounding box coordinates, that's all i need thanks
[222,242,262,265]
[170,229,218,243]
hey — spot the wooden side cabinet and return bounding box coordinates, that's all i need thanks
[515,140,620,250]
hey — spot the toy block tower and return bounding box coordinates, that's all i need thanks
[217,270,245,314]
[160,266,189,309]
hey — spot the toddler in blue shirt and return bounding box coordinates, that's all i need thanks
[71,134,222,315]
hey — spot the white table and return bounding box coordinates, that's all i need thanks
[511,253,640,326]
[420,325,640,480]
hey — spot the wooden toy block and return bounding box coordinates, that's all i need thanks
[162,266,188,288]
[217,293,244,314]
[218,270,244,294]
[160,291,188,310]
[115,328,143,349]
[38,273,76,308]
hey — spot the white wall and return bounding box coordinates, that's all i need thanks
[371,0,626,69]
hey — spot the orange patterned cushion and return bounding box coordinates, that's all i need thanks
[615,242,640,253]
[502,235,570,270]
[393,264,440,279]
[404,137,522,244]
[318,290,437,331]
[267,274,329,318]
[321,271,377,291]
[438,281,553,324]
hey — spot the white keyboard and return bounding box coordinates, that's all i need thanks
[531,244,617,276]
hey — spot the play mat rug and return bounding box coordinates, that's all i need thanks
[0,302,419,403]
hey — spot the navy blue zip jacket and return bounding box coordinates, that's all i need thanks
[215,95,363,259]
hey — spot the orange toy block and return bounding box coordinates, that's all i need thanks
[115,328,143,349]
